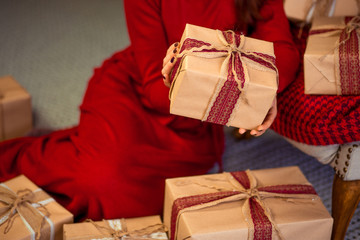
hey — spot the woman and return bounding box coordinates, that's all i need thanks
[0,0,299,221]
[271,23,360,180]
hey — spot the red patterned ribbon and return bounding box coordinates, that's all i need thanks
[170,29,277,126]
[309,16,360,95]
[339,17,360,95]
[169,171,317,240]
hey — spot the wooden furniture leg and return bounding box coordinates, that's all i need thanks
[331,174,360,240]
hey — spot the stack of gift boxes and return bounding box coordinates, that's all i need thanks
[0,168,333,239]
[284,0,360,96]
[5,3,358,237]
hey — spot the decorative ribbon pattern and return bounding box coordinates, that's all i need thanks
[170,29,277,126]
[169,171,318,240]
[87,218,168,240]
[310,16,360,95]
[0,184,55,240]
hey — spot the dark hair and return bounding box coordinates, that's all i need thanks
[234,0,266,34]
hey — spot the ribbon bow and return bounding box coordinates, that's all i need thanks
[339,16,360,45]
[87,218,167,240]
[170,170,318,240]
[172,30,277,93]
[0,184,53,240]
[310,16,360,48]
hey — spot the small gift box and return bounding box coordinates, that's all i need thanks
[0,75,32,141]
[63,215,168,240]
[283,0,334,23]
[0,175,73,240]
[304,16,360,95]
[163,166,333,240]
[169,24,278,130]
[332,0,360,17]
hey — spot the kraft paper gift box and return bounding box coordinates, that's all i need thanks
[0,75,32,141]
[283,0,334,23]
[169,24,278,130]
[304,16,360,95]
[163,166,333,240]
[0,175,73,240]
[63,215,168,240]
[332,0,360,16]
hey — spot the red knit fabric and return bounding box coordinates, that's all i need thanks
[0,0,298,221]
[272,23,360,145]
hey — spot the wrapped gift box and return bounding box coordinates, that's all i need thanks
[284,0,333,23]
[163,166,333,240]
[63,215,168,240]
[0,76,32,141]
[332,0,359,16]
[304,16,360,95]
[0,175,73,240]
[169,24,278,130]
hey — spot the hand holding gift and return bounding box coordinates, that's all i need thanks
[162,24,278,136]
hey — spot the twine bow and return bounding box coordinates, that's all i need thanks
[338,16,360,46]
[87,218,167,240]
[170,170,318,240]
[172,29,277,94]
[0,184,53,240]
[310,16,360,43]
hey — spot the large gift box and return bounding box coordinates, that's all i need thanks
[169,24,278,130]
[283,0,333,23]
[163,166,333,240]
[304,16,360,95]
[63,215,168,240]
[0,75,32,141]
[0,175,73,240]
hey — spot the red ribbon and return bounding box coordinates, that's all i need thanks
[339,17,360,95]
[169,171,317,240]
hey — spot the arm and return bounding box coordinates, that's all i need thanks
[124,0,170,114]
[251,0,300,93]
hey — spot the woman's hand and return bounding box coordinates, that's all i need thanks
[238,98,277,137]
[162,42,180,88]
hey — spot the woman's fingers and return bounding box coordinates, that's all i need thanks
[238,98,277,137]
[250,98,277,136]
[163,42,179,67]
[162,59,176,87]
[162,42,179,87]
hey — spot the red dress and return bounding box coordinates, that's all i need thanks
[0,0,298,220]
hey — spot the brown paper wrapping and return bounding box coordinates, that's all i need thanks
[0,175,73,240]
[163,166,333,240]
[283,0,334,23]
[332,0,360,16]
[169,24,278,130]
[63,215,168,240]
[304,16,359,95]
[0,76,32,141]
